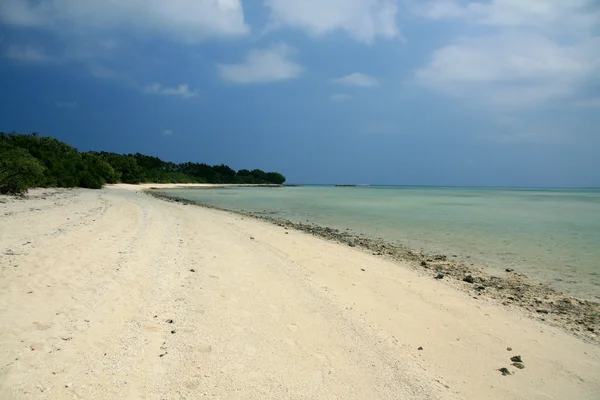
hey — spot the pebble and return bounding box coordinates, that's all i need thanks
[510,355,522,363]
[512,362,525,369]
[498,367,512,376]
[434,274,444,280]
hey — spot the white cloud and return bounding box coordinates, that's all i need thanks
[264,0,401,43]
[414,0,600,106]
[5,45,54,62]
[332,72,379,87]
[163,129,175,136]
[217,43,303,84]
[418,0,599,32]
[143,83,198,99]
[330,93,353,101]
[0,0,249,42]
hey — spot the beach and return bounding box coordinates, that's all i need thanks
[1,185,599,399]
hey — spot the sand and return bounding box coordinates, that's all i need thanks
[0,185,599,399]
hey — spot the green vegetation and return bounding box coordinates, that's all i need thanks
[0,132,286,195]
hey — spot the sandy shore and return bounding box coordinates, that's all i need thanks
[1,185,599,399]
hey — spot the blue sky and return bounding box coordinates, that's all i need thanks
[1,0,599,187]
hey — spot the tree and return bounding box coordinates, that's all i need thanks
[0,132,287,190]
[0,142,45,194]
[265,172,286,184]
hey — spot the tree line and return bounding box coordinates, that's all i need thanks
[0,132,286,194]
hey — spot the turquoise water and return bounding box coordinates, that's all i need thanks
[164,186,600,300]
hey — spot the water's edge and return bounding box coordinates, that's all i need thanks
[147,190,600,343]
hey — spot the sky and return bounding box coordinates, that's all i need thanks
[0,0,599,187]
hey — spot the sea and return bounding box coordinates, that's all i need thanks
[163,185,600,300]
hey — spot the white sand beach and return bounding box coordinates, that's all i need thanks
[1,185,599,399]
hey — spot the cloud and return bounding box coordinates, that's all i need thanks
[417,0,599,32]
[55,100,77,108]
[163,129,175,136]
[0,0,249,42]
[330,93,353,101]
[331,72,379,87]
[217,43,303,84]
[264,0,401,43]
[4,45,54,62]
[414,0,600,106]
[143,83,198,99]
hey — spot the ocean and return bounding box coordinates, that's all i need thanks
[163,185,600,300]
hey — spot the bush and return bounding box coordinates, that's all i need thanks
[0,142,45,194]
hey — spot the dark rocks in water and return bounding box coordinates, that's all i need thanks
[510,355,522,363]
[435,274,445,280]
[498,367,512,376]
[463,275,475,284]
[512,362,525,369]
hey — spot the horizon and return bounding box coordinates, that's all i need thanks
[1,1,599,188]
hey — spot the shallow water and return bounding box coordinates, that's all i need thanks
[164,186,600,299]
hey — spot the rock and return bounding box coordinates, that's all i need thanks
[190,269,196,272]
[250,236,255,240]
[348,242,356,247]
[512,362,525,369]
[420,261,428,267]
[536,309,549,314]
[510,355,522,363]
[505,268,514,272]
[475,286,486,291]
[418,346,423,350]
[507,347,512,351]
[498,367,512,376]
[361,268,365,272]
[166,319,174,324]
[435,274,445,280]
[171,330,176,334]
[463,275,475,283]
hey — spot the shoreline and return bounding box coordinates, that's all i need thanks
[2,186,600,398]
[148,189,600,343]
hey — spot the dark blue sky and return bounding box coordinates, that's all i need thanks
[1,1,599,186]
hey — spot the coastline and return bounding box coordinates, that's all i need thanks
[148,189,600,343]
[1,185,599,399]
